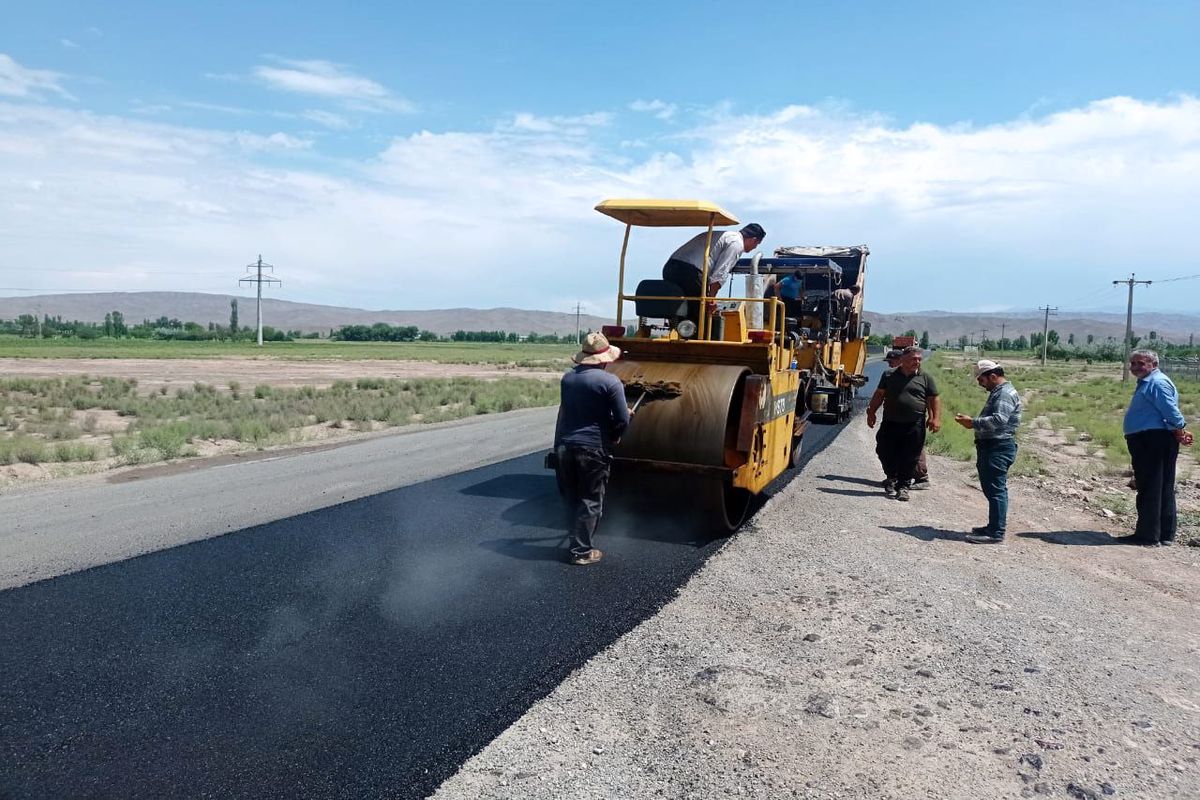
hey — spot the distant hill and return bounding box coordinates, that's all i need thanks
[0,292,613,337]
[864,309,1200,346]
[1,292,1197,345]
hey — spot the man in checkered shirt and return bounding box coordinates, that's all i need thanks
[954,359,1022,543]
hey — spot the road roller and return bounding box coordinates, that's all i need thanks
[550,199,808,532]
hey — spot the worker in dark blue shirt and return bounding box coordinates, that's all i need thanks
[1123,349,1194,546]
[554,333,631,565]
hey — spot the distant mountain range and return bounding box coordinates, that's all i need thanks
[867,310,1200,345]
[0,292,612,337]
[1,292,1197,344]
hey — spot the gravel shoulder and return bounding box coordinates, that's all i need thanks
[433,416,1200,800]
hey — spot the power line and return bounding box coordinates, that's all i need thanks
[238,255,282,347]
[1038,305,1058,367]
[1154,273,1200,284]
[1112,273,1153,382]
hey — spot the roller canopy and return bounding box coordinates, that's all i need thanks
[595,199,739,227]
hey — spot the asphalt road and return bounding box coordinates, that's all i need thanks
[0,407,561,590]
[0,361,883,799]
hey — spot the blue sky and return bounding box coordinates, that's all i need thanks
[2,1,1199,316]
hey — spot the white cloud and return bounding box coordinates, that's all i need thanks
[60,38,80,50]
[0,95,1198,315]
[0,54,74,101]
[506,111,612,135]
[253,58,414,113]
[302,109,352,130]
[630,99,677,120]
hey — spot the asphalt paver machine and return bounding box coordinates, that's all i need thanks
[733,245,871,425]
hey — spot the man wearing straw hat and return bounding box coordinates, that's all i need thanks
[954,359,1022,544]
[554,332,631,565]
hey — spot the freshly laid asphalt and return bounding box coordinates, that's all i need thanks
[0,363,880,799]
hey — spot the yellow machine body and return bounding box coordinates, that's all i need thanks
[574,199,812,529]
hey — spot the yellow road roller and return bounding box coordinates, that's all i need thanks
[554,199,804,532]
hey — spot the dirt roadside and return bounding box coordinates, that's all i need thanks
[432,418,1200,800]
[0,358,561,488]
[0,357,561,393]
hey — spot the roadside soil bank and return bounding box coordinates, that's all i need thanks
[433,417,1200,800]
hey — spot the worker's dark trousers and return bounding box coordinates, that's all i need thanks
[876,420,925,488]
[662,259,703,328]
[1126,429,1179,544]
[975,437,1017,535]
[915,450,929,482]
[876,441,928,482]
[560,446,611,557]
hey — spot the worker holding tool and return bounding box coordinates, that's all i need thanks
[662,223,765,327]
[554,332,631,566]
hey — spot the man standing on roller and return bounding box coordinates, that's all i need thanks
[662,223,765,327]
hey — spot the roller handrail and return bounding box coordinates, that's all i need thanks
[619,292,792,370]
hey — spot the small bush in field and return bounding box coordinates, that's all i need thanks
[0,437,48,465]
[54,442,97,462]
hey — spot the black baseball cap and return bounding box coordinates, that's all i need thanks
[740,223,766,240]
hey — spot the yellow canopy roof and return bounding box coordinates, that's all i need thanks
[594,198,739,227]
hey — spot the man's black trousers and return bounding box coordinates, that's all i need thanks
[559,446,611,557]
[662,259,703,328]
[1126,429,1180,544]
[876,419,926,488]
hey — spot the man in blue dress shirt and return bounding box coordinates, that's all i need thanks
[1123,349,1194,546]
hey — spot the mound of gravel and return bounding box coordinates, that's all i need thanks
[433,418,1200,799]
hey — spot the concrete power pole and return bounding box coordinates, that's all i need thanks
[979,329,989,356]
[1038,305,1058,367]
[1113,273,1152,382]
[238,255,282,347]
[573,302,583,345]
[1000,322,1007,351]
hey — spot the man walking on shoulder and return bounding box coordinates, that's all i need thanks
[1122,349,1194,547]
[554,333,631,565]
[875,348,932,490]
[866,346,941,502]
[954,360,1022,544]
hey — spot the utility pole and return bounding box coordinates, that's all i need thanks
[238,255,282,347]
[573,302,583,345]
[1112,273,1152,382]
[1038,305,1058,367]
[1000,322,1007,350]
[979,328,989,356]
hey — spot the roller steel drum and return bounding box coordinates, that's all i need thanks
[608,360,751,531]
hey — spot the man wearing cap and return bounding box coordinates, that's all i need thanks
[554,332,631,565]
[867,346,941,501]
[873,348,904,485]
[662,223,766,327]
[954,360,1022,544]
[1122,349,1194,547]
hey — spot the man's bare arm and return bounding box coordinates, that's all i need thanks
[927,395,942,433]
